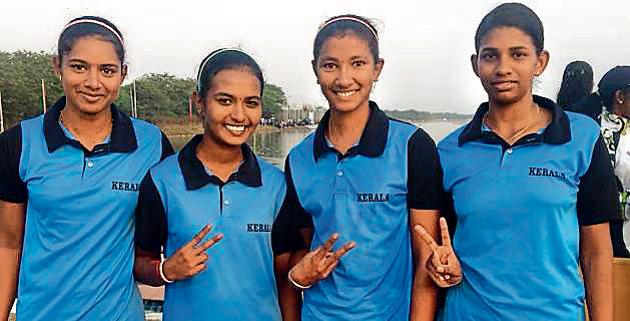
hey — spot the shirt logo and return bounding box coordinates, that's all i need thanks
[528,167,566,180]
[357,193,390,203]
[247,223,272,233]
[111,181,139,192]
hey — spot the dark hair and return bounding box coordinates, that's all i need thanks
[557,61,594,107]
[57,16,125,66]
[475,3,544,53]
[313,14,379,62]
[196,49,264,98]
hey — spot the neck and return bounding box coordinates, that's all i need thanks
[60,104,113,143]
[612,105,630,119]
[487,95,536,128]
[196,134,243,167]
[328,102,370,149]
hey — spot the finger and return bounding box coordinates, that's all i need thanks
[439,218,452,248]
[187,224,213,248]
[189,263,207,276]
[189,252,209,266]
[329,241,356,262]
[315,233,340,260]
[321,260,339,278]
[414,225,439,252]
[194,233,224,254]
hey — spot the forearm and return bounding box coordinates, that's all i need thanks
[276,252,303,321]
[581,252,613,321]
[410,265,438,321]
[133,253,164,287]
[0,247,20,320]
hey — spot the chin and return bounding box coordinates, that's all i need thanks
[489,92,526,106]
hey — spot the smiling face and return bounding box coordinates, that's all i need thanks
[54,36,126,116]
[313,32,383,113]
[196,68,262,148]
[472,27,548,106]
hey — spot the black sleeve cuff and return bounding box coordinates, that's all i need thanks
[407,128,446,210]
[135,172,168,252]
[577,134,620,226]
[0,124,27,203]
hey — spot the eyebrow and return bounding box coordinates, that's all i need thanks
[214,92,261,100]
[66,58,119,68]
[480,46,530,52]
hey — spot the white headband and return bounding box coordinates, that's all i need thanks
[319,17,378,41]
[62,19,124,46]
[196,48,247,92]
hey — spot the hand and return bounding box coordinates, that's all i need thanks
[163,224,223,281]
[289,233,356,288]
[414,217,462,288]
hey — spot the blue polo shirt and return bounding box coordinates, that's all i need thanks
[0,97,173,321]
[135,134,303,321]
[438,96,618,321]
[282,101,445,321]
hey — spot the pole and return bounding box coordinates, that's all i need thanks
[188,96,193,123]
[132,81,137,118]
[0,90,4,133]
[41,79,47,113]
[129,86,134,117]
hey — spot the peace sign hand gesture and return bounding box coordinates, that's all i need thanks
[162,224,224,282]
[414,217,462,288]
[289,233,356,288]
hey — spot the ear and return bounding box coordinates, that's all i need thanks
[120,64,128,83]
[311,59,319,82]
[373,58,385,81]
[470,54,480,78]
[52,56,62,75]
[534,50,550,76]
[615,89,625,105]
[192,91,204,115]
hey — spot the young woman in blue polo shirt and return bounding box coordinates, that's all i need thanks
[282,14,446,321]
[0,16,173,321]
[418,3,617,321]
[133,49,305,321]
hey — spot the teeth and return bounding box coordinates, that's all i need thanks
[336,90,357,97]
[225,124,246,133]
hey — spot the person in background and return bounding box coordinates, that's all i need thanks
[557,60,594,110]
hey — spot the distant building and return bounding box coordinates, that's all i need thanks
[279,104,326,124]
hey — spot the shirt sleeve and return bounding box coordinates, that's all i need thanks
[271,158,313,255]
[407,128,447,210]
[0,124,27,203]
[135,172,168,252]
[577,134,620,226]
[160,131,175,161]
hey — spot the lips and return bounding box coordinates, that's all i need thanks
[224,124,247,135]
[79,92,105,103]
[334,89,358,97]
[491,80,518,91]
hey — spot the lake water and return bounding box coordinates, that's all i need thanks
[170,121,465,167]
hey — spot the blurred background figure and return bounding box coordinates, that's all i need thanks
[557,60,595,112]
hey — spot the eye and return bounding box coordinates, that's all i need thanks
[481,53,496,61]
[245,100,261,108]
[321,62,337,71]
[352,60,367,68]
[101,67,117,76]
[217,97,232,105]
[512,51,527,59]
[69,63,87,72]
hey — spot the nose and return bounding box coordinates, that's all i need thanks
[335,65,354,88]
[84,68,101,90]
[495,55,513,76]
[230,101,246,122]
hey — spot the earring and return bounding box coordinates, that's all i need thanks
[374,79,379,82]
[58,74,62,81]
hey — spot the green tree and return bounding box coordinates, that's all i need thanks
[262,83,287,119]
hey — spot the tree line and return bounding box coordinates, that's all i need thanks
[0,50,288,128]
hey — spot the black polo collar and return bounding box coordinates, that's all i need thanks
[458,95,571,146]
[43,96,138,153]
[313,101,389,161]
[178,134,262,190]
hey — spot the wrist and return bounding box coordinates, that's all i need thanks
[159,258,175,283]
[288,267,312,290]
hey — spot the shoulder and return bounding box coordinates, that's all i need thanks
[150,152,180,177]
[257,157,285,185]
[566,111,601,143]
[130,118,163,139]
[437,123,468,150]
[287,131,316,159]
[388,117,420,136]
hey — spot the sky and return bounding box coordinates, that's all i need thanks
[1,0,629,113]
